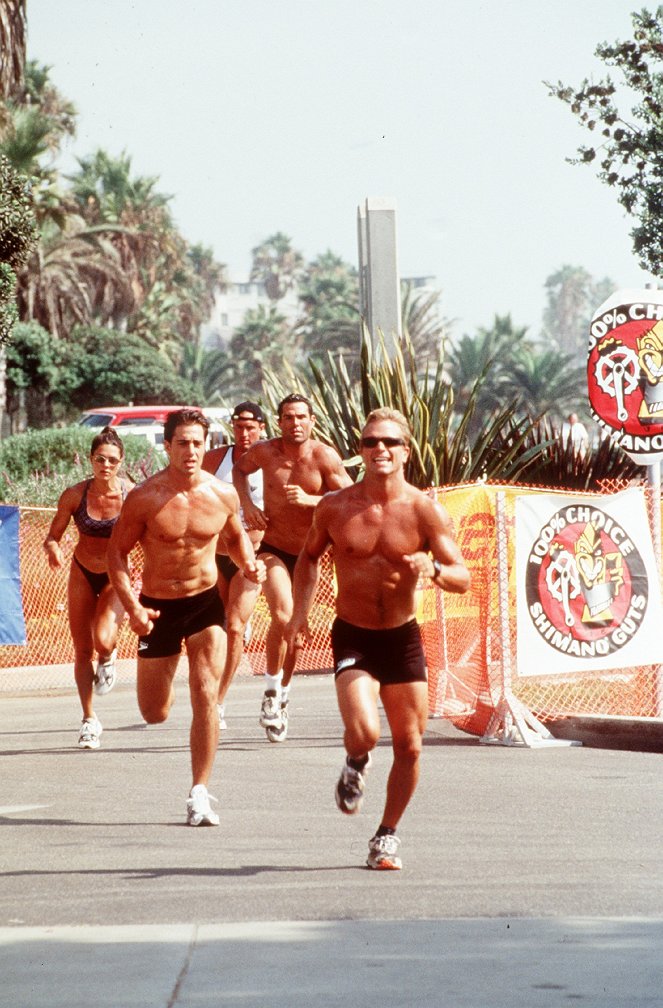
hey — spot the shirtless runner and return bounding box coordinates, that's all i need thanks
[108,409,265,826]
[233,393,352,741]
[285,408,470,869]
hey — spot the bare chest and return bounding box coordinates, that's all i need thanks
[332,502,424,564]
[149,491,225,544]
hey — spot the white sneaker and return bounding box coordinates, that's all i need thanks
[217,704,227,731]
[186,784,220,826]
[266,701,288,743]
[78,716,102,750]
[367,833,402,870]
[259,692,280,727]
[93,649,117,695]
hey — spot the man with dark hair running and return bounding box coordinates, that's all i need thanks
[233,393,352,741]
[108,409,264,826]
[286,408,469,869]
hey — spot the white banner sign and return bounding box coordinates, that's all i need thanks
[516,489,663,677]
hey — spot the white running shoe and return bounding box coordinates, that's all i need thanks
[78,716,102,750]
[266,702,288,743]
[93,649,117,695]
[259,692,280,727]
[366,833,402,870]
[186,784,220,827]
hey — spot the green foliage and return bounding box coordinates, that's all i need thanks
[230,304,302,396]
[250,231,304,302]
[62,326,199,413]
[546,8,663,274]
[542,265,615,357]
[0,153,37,343]
[0,425,163,506]
[445,314,588,433]
[261,325,552,488]
[516,417,641,490]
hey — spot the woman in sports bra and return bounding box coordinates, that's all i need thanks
[43,427,132,750]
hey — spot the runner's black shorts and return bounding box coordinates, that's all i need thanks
[137,586,225,659]
[331,617,427,686]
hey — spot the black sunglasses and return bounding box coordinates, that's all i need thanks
[360,436,406,449]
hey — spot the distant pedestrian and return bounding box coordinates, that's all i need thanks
[562,412,589,456]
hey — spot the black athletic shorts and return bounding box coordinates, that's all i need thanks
[331,617,427,686]
[257,541,298,580]
[137,586,225,659]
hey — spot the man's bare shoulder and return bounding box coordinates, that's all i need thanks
[201,445,229,474]
[236,438,279,469]
[200,470,238,506]
[317,480,361,514]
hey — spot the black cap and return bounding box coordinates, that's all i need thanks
[232,401,265,422]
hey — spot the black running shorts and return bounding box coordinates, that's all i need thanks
[331,617,427,686]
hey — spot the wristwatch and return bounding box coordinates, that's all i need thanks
[431,559,443,580]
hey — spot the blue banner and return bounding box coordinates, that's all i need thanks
[0,506,27,645]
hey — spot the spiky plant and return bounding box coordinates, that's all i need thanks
[260,326,552,488]
[515,417,641,490]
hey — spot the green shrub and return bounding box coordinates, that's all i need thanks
[0,426,164,506]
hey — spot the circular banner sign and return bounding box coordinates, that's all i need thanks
[587,288,663,465]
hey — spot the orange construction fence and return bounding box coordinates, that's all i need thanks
[1,486,661,739]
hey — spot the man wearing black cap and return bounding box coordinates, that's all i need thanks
[202,401,266,728]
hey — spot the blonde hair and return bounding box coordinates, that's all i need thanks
[362,408,411,445]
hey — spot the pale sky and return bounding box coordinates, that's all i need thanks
[26,0,656,338]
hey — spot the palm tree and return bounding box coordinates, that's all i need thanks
[400,280,453,365]
[250,231,304,302]
[506,344,586,420]
[16,214,135,339]
[0,1,26,100]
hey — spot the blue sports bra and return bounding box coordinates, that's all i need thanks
[73,480,128,539]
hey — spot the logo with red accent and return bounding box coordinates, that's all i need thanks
[525,503,648,660]
[588,290,663,464]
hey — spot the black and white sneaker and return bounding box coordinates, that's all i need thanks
[335,753,372,814]
[266,701,288,743]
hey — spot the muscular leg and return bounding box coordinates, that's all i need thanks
[136,653,180,724]
[260,557,294,678]
[185,625,224,787]
[218,571,261,705]
[335,668,381,759]
[67,562,99,721]
[93,583,125,660]
[378,681,428,830]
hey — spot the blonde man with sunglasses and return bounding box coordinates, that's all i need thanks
[286,408,469,870]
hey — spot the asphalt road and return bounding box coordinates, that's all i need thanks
[1,672,662,1007]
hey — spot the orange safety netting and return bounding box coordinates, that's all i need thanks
[1,490,662,738]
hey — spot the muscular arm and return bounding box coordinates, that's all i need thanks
[107,492,157,633]
[285,446,353,509]
[404,499,470,594]
[222,507,264,584]
[233,444,267,529]
[286,500,332,646]
[43,486,78,569]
